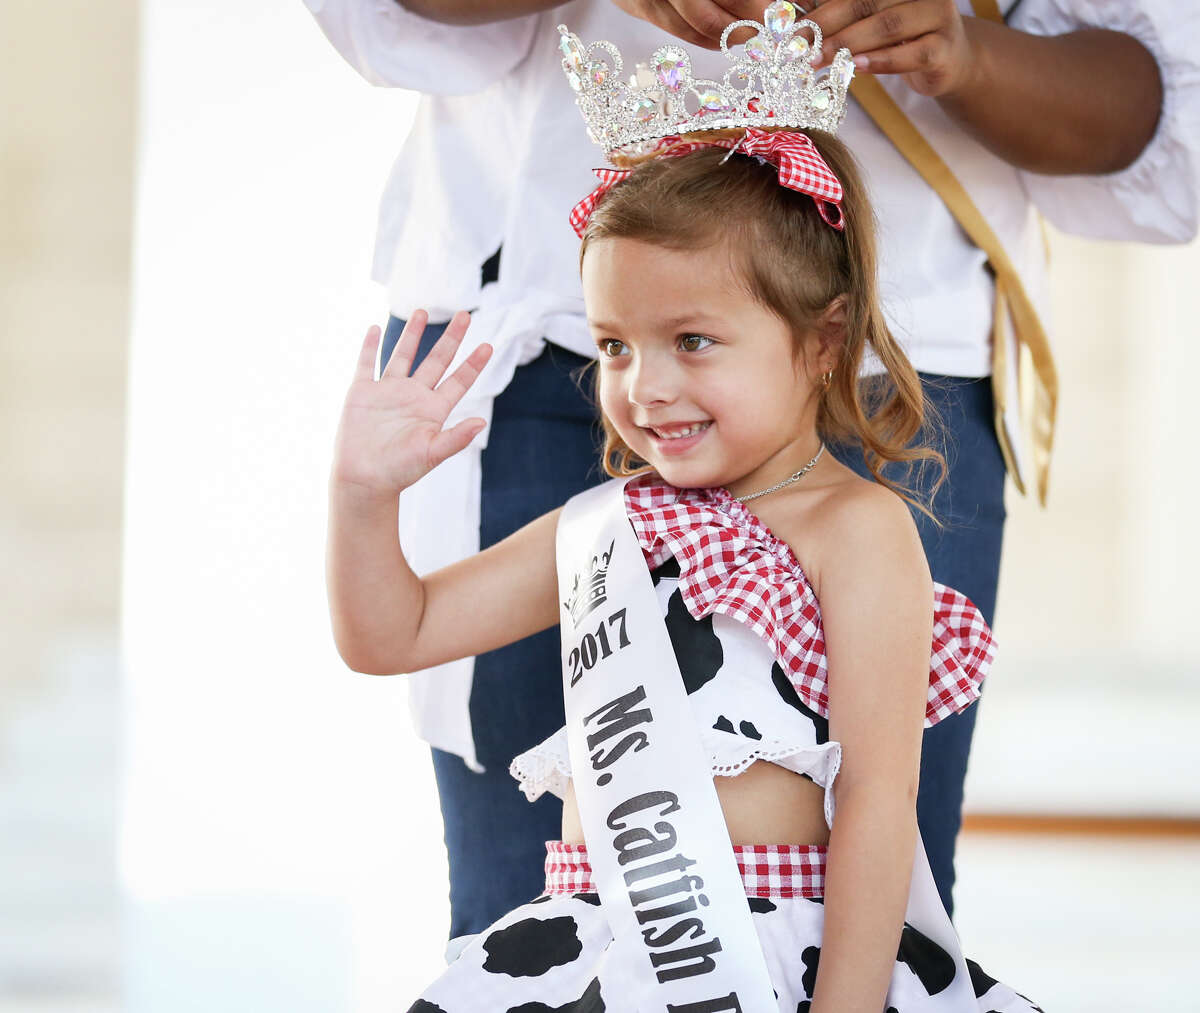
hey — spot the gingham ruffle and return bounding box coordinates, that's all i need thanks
[570,167,632,239]
[569,127,844,239]
[624,477,995,727]
[544,841,827,900]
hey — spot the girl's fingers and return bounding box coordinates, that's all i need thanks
[382,309,429,380]
[355,325,383,381]
[434,342,494,412]
[411,309,472,388]
[427,417,487,471]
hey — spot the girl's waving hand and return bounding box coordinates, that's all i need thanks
[332,310,493,498]
[326,312,561,677]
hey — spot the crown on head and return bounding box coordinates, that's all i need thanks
[559,1,854,161]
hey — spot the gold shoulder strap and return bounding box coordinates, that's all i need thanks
[848,0,1059,503]
[971,0,1003,23]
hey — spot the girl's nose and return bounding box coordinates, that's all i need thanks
[627,354,676,408]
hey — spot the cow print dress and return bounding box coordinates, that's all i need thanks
[407,477,1043,1013]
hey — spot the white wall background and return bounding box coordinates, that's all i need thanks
[965,234,1200,818]
[121,2,440,1008]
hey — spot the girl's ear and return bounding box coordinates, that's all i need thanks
[815,295,849,372]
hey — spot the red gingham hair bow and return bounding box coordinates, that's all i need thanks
[569,128,845,239]
[570,166,633,238]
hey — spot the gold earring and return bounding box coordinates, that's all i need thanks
[821,368,834,389]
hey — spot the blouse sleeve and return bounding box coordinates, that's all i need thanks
[303,0,540,95]
[1009,0,1200,244]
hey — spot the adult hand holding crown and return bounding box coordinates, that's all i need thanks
[608,0,778,50]
[608,0,973,94]
[803,0,973,95]
[606,0,1161,175]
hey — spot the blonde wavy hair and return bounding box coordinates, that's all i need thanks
[578,127,946,520]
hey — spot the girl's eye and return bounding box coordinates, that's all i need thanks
[679,334,714,352]
[599,338,629,358]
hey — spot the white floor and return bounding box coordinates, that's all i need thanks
[5,833,1197,1012]
[0,634,117,1012]
[955,832,1200,1012]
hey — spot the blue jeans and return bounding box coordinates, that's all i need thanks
[384,318,1005,931]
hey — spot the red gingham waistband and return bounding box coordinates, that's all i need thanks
[544,841,827,899]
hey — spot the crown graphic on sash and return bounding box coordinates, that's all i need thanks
[562,540,615,628]
[558,0,854,159]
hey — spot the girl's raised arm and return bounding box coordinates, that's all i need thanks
[805,483,933,1013]
[326,313,561,675]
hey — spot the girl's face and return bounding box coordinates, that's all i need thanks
[582,237,828,495]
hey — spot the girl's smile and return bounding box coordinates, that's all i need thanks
[582,236,829,494]
[640,419,713,454]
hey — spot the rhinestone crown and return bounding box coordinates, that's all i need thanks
[559,1,854,161]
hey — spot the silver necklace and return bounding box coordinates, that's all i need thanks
[735,444,826,503]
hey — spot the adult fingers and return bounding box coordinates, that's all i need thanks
[818,1,944,63]
[853,32,949,81]
[433,341,494,414]
[409,309,472,388]
[652,0,722,49]
[673,0,758,47]
[382,309,428,379]
[721,0,773,45]
[805,0,907,46]
[428,418,488,471]
[355,325,383,382]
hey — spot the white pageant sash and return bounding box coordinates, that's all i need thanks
[902,840,979,1008]
[557,478,776,1013]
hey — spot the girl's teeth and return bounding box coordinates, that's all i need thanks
[655,422,710,439]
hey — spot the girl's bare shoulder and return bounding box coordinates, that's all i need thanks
[771,464,927,599]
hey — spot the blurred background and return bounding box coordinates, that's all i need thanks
[2,1,1197,1010]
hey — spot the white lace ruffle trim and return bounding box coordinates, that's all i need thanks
[509,729,843,828]
[509,735,573,804]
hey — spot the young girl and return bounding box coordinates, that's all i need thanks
[326,44,1041,1013]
